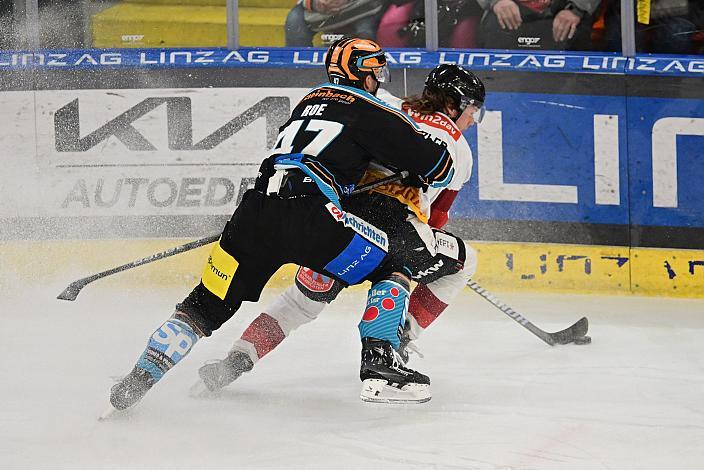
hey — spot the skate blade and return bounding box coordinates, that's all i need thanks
[98,402,124,421]
[189,379,221,398]
[360,379,431,404]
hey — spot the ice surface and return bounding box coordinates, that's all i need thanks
[1,281,703,470]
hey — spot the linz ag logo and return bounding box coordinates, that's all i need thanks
[53,96,290,152]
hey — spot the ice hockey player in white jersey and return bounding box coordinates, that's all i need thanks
[194,64,485,404]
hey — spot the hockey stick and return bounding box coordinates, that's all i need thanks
[56,171,409,302]
[466,280,589,346]
[56,236,220,301]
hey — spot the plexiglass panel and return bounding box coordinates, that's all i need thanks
[628,0,703,54]
[66,0,230,49]
[376,1,484,48]
[434,0,619,52]
[239,0,388,47]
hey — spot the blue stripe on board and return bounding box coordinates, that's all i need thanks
[1,48,703,77]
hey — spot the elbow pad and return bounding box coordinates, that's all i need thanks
[429,189,459,229]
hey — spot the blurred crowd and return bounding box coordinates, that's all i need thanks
[1,0,703,53]
[287,0,704,53]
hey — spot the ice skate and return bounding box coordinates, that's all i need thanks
[103,367,155,417]
[190,350,254,396]
[359,337,431,404]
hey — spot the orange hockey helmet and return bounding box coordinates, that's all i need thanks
[325,37,389,90]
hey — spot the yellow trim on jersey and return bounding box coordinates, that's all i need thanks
[358,170,429,224]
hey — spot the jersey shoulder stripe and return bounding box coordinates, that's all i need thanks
[311,83,421,131]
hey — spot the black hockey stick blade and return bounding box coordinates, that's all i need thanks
[546,316,589,345]
[466,280,589,346]
[56,279,91,302]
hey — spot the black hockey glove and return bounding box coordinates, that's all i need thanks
[253,156,275,192]
[401,173,429,191]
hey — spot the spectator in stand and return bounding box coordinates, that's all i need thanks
[284,0,387,46]
[376,0,483,48]
[604,0,704,54]
[477,0,601,50]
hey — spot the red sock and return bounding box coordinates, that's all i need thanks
[241,313,285,359]
[408,283,448,329]
[408,284,447,328]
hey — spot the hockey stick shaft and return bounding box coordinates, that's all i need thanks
[57,171,409,301]
[351,170,409,195]
[466,280,588,346]
[56,235,220,301]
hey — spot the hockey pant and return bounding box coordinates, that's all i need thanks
[131,189,405,384]
[227,228,477,363]
[177,189,402,334]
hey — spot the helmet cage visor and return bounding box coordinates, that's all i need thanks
[356,52,389,83]
[459,96,485,123]
[371,64,390,83]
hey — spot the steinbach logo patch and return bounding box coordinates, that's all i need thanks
[325,203,388,251]
[296,267,335,293]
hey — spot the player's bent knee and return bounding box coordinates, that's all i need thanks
[390,271,411,286]
[294,266,344,304]
[265,283,328,334]
[172,311,208,338]
[177,283,239,335]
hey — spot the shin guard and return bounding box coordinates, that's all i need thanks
[135,313,201,382]
[358,276,409,349]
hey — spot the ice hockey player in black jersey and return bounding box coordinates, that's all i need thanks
[105,37,454,415]
[193,64,486,404]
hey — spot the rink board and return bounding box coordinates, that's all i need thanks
[1,86,703,231]
[1,49,703,298]
[3,239,703,298]
[471,242,704,297]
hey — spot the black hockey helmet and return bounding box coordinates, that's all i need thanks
[325,37,389,90]
[425,64,485,114]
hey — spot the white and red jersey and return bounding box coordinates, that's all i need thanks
[358,89,473,228]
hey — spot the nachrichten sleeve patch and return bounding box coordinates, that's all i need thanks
[201,241,239,300]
